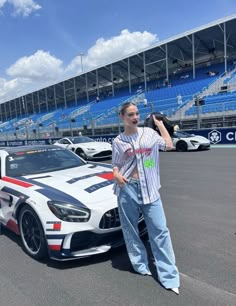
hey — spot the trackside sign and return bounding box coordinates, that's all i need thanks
[2,128,236,146]
[186,128,236,144]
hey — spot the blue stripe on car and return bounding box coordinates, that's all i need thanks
[14,176,87,208]
[1,186,29,217]
[67,171,111,184]
[85,180,114,193]
[46,234,65,239]
[2,186,27,198]
[87,162,112,169]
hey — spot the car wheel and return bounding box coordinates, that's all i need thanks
[19,205,48,260]
[76,148,87,159]
[176,140,188,152]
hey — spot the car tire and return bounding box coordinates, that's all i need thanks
[176,140,188,152]
[19,205,48,260]
[76,148,87,159]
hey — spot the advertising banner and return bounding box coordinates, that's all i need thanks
[3,128,236,147]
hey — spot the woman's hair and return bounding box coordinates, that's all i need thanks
[119,102,136,115]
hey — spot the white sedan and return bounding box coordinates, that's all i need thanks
[172,131,211,152]
[54,136,112,160]
[0,145,146,261]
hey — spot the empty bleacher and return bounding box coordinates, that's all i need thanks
[1,61,236,140]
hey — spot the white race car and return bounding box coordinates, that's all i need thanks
[0,145,146,261]
[54,136,112,160]
[172,131,211,152]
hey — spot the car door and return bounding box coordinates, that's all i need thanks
[0,157,14,224]
[0,190,14,225]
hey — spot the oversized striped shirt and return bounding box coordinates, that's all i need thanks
[112,127,166,204]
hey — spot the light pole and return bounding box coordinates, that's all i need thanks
[80,53,84,73]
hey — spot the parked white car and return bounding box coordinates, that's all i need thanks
[54,136,112,160]
[172,131,211,152]
[0,145,146,261]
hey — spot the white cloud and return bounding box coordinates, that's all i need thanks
[0,29,158,102]
[0,51,63,101]
[1,0,41,16]
[66,29,158,75]
[0,77,27,102]
[7,50,64,81]
[0,0,7,9]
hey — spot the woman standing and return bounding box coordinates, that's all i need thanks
[112,102,180,295]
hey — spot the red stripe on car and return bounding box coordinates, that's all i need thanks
[48,245,61,251]
[53,223,61,231]
[6,219,20,235]
[2,176,34,188]
[97,172,114,180]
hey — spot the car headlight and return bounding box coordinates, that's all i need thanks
[86,148,96,151]
[190,140,199,146]
[47,201,90,222]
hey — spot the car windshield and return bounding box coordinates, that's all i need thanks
[70,136,94,144]
[174,131,192,138]
[6,147,86,177]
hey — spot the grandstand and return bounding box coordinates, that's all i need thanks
[1,15,236,140]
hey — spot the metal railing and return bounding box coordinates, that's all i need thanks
[1,93,236,141]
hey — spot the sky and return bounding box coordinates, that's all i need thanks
[0,0,236,103]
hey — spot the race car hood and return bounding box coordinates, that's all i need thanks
[24,163,115,208]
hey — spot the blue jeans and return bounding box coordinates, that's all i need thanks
[118,178,180,288]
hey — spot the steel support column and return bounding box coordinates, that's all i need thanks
[45,88,49,112]
[37,91,40,113]
[192,33,196,79]
[223,22,227,72]
[73,78,78,105]
[14,99,17,118]
[111,64,115,97]
[31,93,35,114]
[53,85,57,109]
[128,58,131,94]
[143,52,147,92]
[63,82,67,108]
[165,44,169,81]
[96,69,99,97]
[85,74,89,102]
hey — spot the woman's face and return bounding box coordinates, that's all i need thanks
[120,105,139,128]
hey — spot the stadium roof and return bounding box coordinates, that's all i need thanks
[2,15,236,121]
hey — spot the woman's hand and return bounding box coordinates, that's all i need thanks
[152,115,164,128]
[152,115,174,150]
[113,167,128,186]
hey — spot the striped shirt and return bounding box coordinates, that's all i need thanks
[112,127,166,204]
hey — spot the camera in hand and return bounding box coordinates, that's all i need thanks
[144,112,174,137]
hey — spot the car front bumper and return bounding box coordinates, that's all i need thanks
[47,219,147,260]
[87,150,112,159]
[198,143,211,150]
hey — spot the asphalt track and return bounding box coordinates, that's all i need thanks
[0,147,235,306]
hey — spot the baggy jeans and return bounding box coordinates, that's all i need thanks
[118,178,180,288]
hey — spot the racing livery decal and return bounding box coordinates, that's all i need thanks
[2,176,34,188]
[46,221,62,231]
